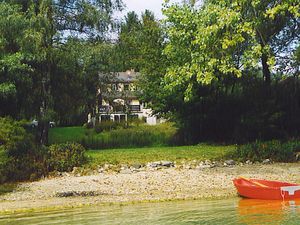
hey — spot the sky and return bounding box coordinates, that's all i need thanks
[121,0,173,19]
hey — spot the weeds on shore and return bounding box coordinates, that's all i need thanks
[49,123,177,149]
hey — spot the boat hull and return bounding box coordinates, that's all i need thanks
[233,178,300,200]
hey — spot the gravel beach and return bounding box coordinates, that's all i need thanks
[1,163,300,212]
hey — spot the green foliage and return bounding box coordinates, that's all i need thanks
[49,123,178,149]
[236,140,300,162]
[0,1,123,128]
[48,143,86,172]
[94,121,122,133]
[83,123,177,149]
[163,0,299,99]
[86,144,236,166]
[0,117,47,183]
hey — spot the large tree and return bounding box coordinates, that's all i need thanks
[163,0,299,100]
[0,0,123,143]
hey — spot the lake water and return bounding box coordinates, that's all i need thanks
[1,198,300,224]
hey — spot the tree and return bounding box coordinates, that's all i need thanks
[0,0,123,144]
[0,2,33,117]
[163,0,299,100]
[116,11,142,71]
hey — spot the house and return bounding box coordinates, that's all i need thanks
[88,70,162,125]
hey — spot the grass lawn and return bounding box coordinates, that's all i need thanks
[86,144,237,166]
[48,126,88,144]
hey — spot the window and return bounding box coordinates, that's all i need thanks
[112,84,117,91]
[124,84,129,91]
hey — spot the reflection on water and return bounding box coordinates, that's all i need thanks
[1,198,300,224]
[238,199,300,225]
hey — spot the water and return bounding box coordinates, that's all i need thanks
[1,198,300,224]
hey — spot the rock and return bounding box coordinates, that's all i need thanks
[295,152,300,161]
[62,172,71,177]
[161,161,174,167]
[55,191,103,198]
[196,164,212,169]
[132,164,142,169]
[147,161,161,168]
[72,167,80,174]
[98,168,104,173]
[245,160,252,164]
[120,169,132,174]
[104,164,112,170]
[224,160,235,166]
[184,165,192,170]
[205,160,211,165]
[262,159,271,164]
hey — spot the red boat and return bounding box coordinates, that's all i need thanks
[233,177,300,200]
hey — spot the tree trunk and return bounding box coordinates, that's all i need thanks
[261,53,271,84]
[37,121,49,145]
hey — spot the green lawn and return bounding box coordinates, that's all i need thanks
[86,144,237,166]
[48,126,88,144]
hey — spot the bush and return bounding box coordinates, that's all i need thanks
[0,117,46,183]
[48,143,86,172]
[81,123,178,149]
[83,122,94,129]
[235,140,299,162]
[94,121,120,133]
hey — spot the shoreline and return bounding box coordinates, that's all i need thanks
[1,163,300,214]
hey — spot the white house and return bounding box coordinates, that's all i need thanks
[88,70,162,125]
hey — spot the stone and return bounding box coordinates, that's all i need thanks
[55,191,103,198]
[205,160,211,165]
[147,162,161,168]
[72,167,80,174]
[245,160,252,164]
[224,160,235,166]
[295,152,300,161]
[184,165,192,170]
[98,168,104,173]
[196,164,212,169]
[262,159,271,164]
[120,169,132,174]
[161,161,174,167]
[132,164,142,169]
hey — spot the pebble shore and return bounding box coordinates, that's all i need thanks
[1,162,300,212]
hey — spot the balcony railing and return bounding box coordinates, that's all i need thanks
[129,105,141,112]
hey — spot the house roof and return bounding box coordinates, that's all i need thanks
[99,70,140,83]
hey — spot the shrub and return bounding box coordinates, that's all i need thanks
[48,143,86,172]
[83,122,94,129]
[0,117,46,183]
[94,121,123,133]
[236,140,298,162]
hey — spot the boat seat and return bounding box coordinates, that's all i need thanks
[280,186,300,195]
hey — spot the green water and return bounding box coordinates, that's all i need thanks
[1,198,300,224]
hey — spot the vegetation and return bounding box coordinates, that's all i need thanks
[0,0,299,184]
[48,143,86,172]
[86,144,236,166]
[236,140,300,162]
[0,0,123,143]
[137,1,300,144]
[0,118,47,183]
[49,123,178,149]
